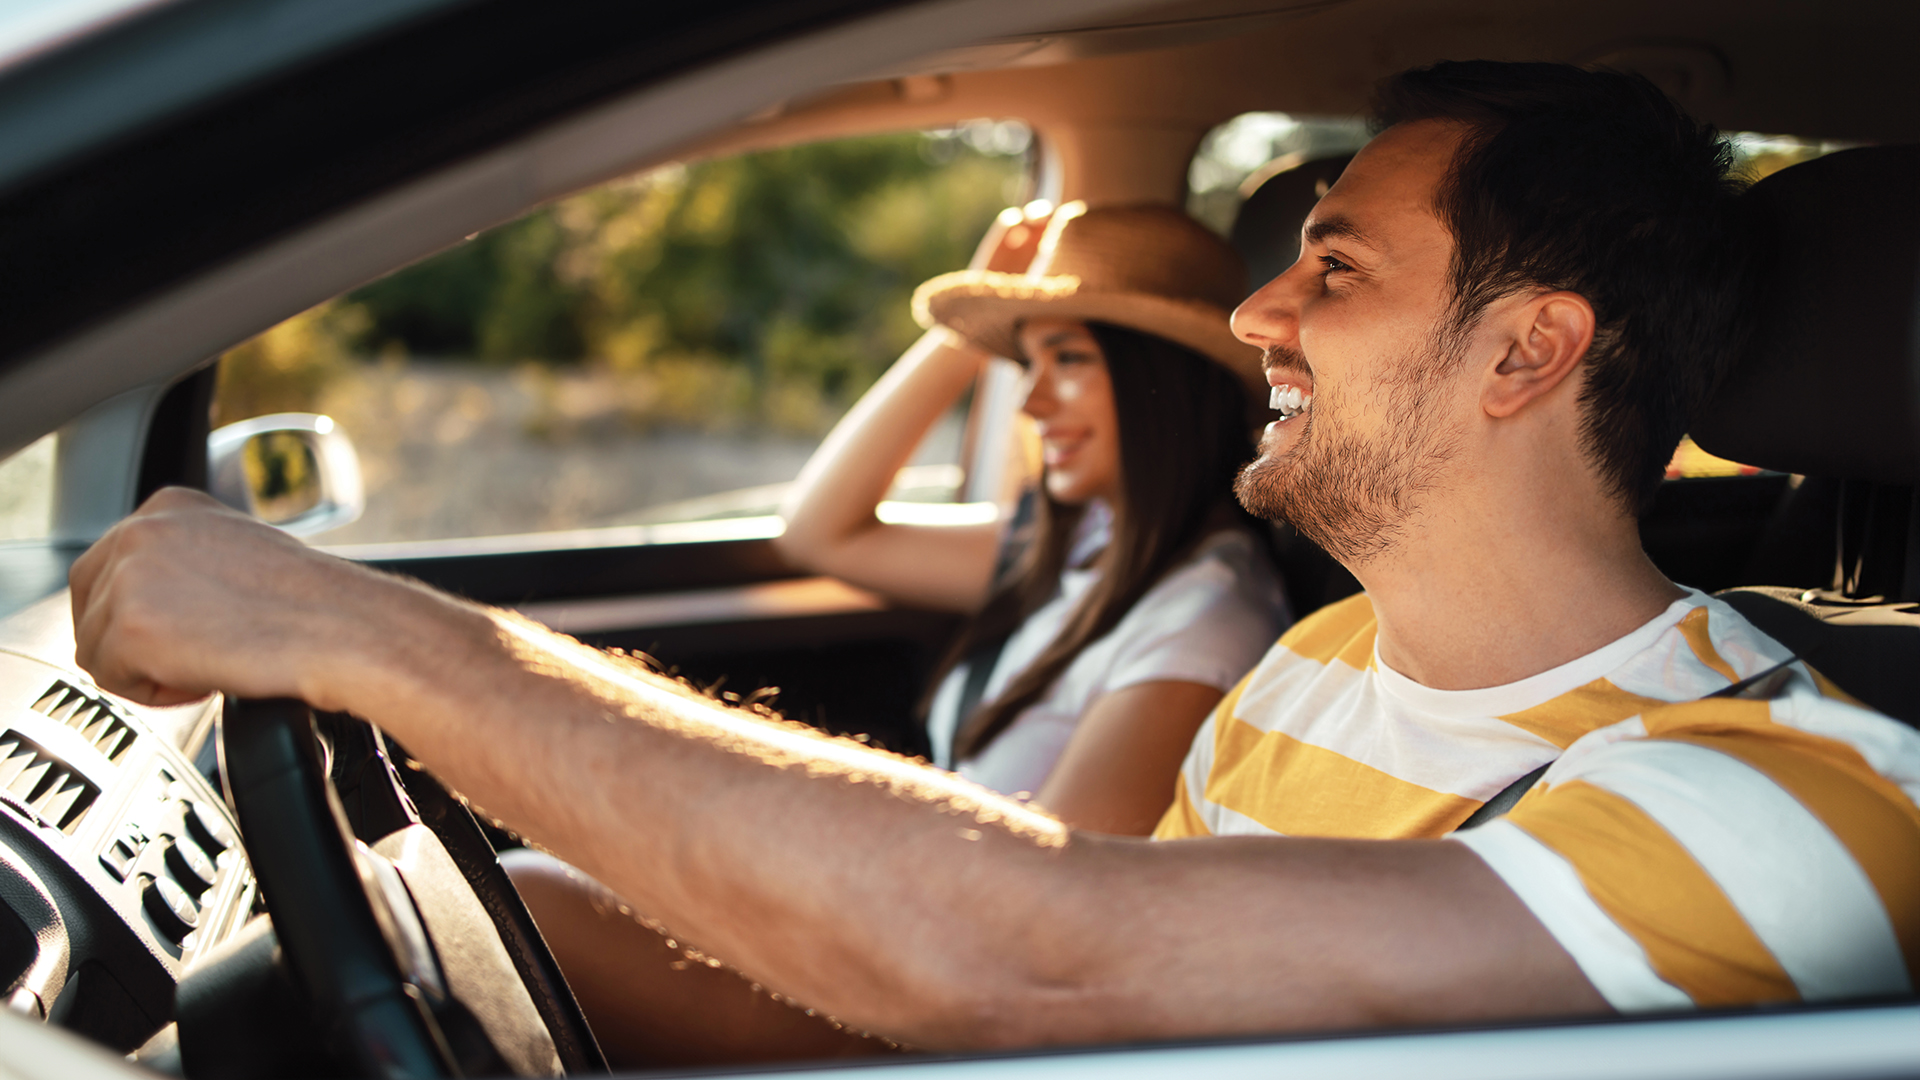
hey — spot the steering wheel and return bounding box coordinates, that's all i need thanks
[219,697,606,1078]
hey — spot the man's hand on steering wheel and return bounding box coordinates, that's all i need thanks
[69,486,469,717]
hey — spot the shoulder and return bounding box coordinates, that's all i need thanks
[1082,529,1290,693]
[1482,672,1920,991]
[1544,590,1920,831]
[1197,591,1376,719]
[1461,674,1920,1010]
[1565,667,1920,812]
[1122,526,1288,628]
[1271,591,1376,667]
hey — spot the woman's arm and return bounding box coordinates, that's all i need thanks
[774,327,1002,613]
[775,203,1055,614]
[1033,680,1224,835]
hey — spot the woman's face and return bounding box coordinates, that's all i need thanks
[1015,317,1122,506]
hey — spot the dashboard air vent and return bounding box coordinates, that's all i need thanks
[0,731,98,833]
[30,682,136,762]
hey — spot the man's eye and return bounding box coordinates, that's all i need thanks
[1318,254,1352,276]
[1057,349,1096,365]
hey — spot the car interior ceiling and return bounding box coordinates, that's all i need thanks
[8,0,1919,439]
[673,0,1920,202]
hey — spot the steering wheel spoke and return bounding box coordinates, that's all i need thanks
[220,697,456,1079]
[219,698,604,1078]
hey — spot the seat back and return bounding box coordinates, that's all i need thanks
[1717,587,1920,727]
[1227,153,1354,296]
[1694,146,1920,727]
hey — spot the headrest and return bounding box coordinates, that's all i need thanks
[1228,154,1355,295]
[1692,146,1920,482]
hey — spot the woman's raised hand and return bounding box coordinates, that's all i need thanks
[770,209,1049,612]
[970,202,1057,274]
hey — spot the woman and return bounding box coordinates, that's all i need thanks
[775,200,1289,836]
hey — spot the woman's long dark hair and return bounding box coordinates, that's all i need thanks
[935,321,1259,762]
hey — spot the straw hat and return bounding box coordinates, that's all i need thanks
[912,201,1265,397]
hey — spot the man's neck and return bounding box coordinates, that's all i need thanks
[1353,492,1684,692]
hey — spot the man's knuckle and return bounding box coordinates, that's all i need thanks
[115,516,169,552]
[113,592,169,642]
[144,485,201,510]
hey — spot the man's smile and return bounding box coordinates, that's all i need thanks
[1269,383,1312,420]
[1261,349,1317,445]
[1263,346,1315,425]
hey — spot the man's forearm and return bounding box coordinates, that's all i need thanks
[68,491,1119,1044]
[69,491,1609,1047]
[347,596,1609,1046]
[332,582,1109,1045]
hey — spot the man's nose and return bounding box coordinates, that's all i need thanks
[1231,265,1303,350]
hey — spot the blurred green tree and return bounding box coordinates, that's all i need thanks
[323,127,1027,433]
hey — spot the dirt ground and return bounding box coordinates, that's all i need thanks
[0,362,961,547]
[311,361,962,545]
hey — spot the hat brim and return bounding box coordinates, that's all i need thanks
[913,270,1266,400]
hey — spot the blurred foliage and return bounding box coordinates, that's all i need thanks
[217,127,1029,437]
[212,302,366,428]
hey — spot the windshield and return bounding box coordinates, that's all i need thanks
[0,0,172,72]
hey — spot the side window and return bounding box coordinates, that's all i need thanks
[212,123,1033,545]
[1185,111,1371,237]
[0,434,55,543]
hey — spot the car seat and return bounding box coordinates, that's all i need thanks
[1228,153,1355,299]
[1693,145,1920,728]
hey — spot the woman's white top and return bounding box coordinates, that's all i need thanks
[926,515,1290,797]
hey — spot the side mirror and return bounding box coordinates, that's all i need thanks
[207,413,365,536]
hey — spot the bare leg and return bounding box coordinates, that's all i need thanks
[501,849,899,1069]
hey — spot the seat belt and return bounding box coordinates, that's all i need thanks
[946,488,1036,754]
[1453,762,1551,831]
[954,636,1011,733]
[1454,654,1802,831]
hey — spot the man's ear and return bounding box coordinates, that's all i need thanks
[1482,291,1595,419]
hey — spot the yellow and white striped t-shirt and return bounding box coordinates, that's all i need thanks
[1154,589,1920,1010]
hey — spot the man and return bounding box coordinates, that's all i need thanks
[70,60,1919,1055]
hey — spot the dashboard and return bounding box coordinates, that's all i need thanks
[0,591,255,1053]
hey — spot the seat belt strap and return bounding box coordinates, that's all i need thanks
[1453,762,1551,831]
[955,635,1011,734]
[1454,654,1803,832]
[1706,655,1800,702]
[950,488,1037,743]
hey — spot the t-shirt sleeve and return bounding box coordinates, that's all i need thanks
[1098,553,1286,695]
[1452,696,1920,1011]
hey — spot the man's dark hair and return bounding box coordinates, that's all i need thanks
[1373,61,1748,512]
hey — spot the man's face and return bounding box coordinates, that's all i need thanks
[1230,120,1474,566]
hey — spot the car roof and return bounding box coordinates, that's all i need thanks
[0,0,1912,458]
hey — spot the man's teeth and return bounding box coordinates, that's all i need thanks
[1268,384,1312,419]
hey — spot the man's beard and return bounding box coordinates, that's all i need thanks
[1234,337,1465,568]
